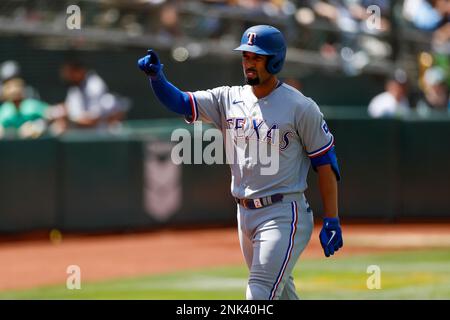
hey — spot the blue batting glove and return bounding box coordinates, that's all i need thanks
[137,49,163,78]
[319,217,343,258]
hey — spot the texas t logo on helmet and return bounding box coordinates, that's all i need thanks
[247,32,257,45]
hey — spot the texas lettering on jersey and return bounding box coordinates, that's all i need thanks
[226,117,293,150]
[189,83,334,199]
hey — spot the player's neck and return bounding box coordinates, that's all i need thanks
[251,76,279,99]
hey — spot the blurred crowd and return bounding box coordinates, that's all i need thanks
[0,0,448,133]
[0,60,130,139]
[1,0,447,52]
[368,65,449,118]
[1,0,447,72]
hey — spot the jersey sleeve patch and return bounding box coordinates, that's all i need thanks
[307,135,334,158]
[322,122,329,134]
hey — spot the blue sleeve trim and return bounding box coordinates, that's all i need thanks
[149,72,193,119]
[310,146,341,181]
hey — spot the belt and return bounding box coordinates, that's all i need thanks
[235,193,284,210]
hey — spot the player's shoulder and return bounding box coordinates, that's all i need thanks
[214,85,250,98]
[202,85,234,96]
[278,82,318,112]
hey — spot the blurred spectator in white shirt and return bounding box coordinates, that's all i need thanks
[368,69,411,118]
[56,60,130,131]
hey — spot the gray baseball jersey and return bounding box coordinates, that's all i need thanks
[185,82,333,300]
[187,82,334,199]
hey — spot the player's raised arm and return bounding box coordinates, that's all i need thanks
[137,50,197,123]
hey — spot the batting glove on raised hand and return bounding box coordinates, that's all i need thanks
[137,49,163,79]
[319,217,343,257]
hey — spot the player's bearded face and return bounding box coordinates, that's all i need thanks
[242,52,269,86]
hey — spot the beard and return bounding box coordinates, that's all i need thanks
[245,76,260,85]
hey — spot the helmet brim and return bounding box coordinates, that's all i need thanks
[233,44,272,55]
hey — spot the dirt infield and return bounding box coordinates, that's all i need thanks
[1,223,450,291]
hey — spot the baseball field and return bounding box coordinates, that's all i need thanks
[1,223,449,300]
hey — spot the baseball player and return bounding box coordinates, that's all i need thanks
[138,25,343,300]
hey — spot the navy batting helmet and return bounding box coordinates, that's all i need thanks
[234,25,286,74]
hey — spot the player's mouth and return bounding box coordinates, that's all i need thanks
[245,69,257,77]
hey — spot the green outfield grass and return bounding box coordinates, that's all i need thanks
[1,249,450,300]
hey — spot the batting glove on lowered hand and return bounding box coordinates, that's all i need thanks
[137,49,163,79]
[319,217,343,257]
